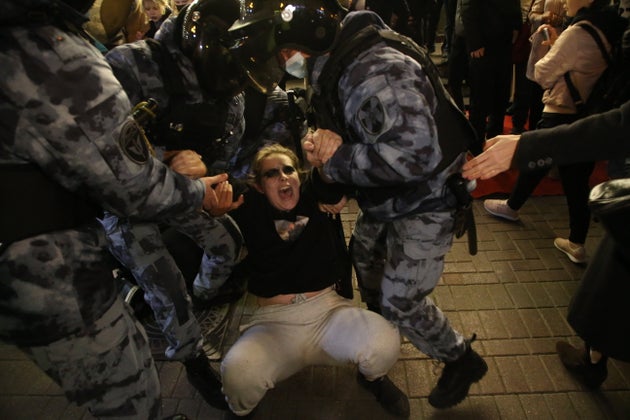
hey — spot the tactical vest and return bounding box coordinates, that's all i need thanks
[311,26,476,176]
[143,39,232,172]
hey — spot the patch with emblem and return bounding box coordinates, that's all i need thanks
[358,96,385,135]
[118,120,149,164]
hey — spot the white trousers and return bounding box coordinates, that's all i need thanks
[220,289,401,416]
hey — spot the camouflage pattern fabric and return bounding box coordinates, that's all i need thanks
[0,3,210,416]
[0,229,119,347]
[100,16,250,361]
[313,12,465,221]
[106,18,246,168]
[351,210,465,361]
[101,214,200,361]
[27,297,161,419]
[169,212,245,301]
[312,11,467,361]
[100,211,244,359]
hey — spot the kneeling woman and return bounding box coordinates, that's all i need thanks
[221,144,409,417]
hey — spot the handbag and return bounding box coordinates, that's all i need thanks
[588,178,630,247]
[567,233,630,362]
[566,178,630,362]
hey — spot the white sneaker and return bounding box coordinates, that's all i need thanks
[554,237,587,264]
[483,199,520,221]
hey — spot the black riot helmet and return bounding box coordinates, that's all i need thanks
[228,0,346,94]
[179,0,249,98]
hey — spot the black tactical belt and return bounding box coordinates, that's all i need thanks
[0,163,98,246]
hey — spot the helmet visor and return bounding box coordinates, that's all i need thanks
[194,43,249,98]
[228,2,342,93]
[229,15,285,94]
[179,0,248,97]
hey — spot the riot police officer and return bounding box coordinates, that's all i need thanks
[0,0,232,416]
[100,0,301,408]
[227,0,487,409]
[98,0,251,409]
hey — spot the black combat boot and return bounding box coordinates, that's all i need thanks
[428,334,488,409]
[183,352,229,410]
[556,341,608,388]
[357,373,410,418]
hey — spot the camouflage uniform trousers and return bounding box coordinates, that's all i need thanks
[100,211,243,361]
[28,298,161,419]
[350,209,467,362]
[0,228,161,418]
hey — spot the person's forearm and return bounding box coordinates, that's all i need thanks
[514,100,630,170]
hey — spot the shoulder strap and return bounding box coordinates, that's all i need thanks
[144,38,188,99]
[563,23,613,113]
[577,23,612,65]
[378,29,464,115]
[563,72,584,113]
[314,26,474,174]
[314,26,383,133]
[243,88,269,140]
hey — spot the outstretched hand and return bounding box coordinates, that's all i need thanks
[201,174,244,216]
[462,135,520,180]
[302,128,343,169]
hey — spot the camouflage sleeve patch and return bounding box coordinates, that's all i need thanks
[358,96,385,135]
[118,120,149,164]
[345,74,395,144]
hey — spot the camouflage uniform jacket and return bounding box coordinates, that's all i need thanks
[312,11,463,221]
[105,17,246,174]
[0,9,204,222]
[0,2,206,343]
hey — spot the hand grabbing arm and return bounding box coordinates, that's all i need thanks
[302,128,343,168]
[462,135,520,180]
[167,149,207,179]
[200,174,244,216]
[303,128,343,183]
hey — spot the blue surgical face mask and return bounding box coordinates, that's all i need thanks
[284,52,307,79]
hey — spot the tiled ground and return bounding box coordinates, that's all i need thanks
[1,195,629,419]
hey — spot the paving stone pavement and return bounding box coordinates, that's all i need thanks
[1,196,629,419]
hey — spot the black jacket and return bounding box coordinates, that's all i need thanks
[514,100,630,172]
[229,172,346,297]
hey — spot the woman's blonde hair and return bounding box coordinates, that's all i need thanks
[143,0,170,11]
[249,144,305,186]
